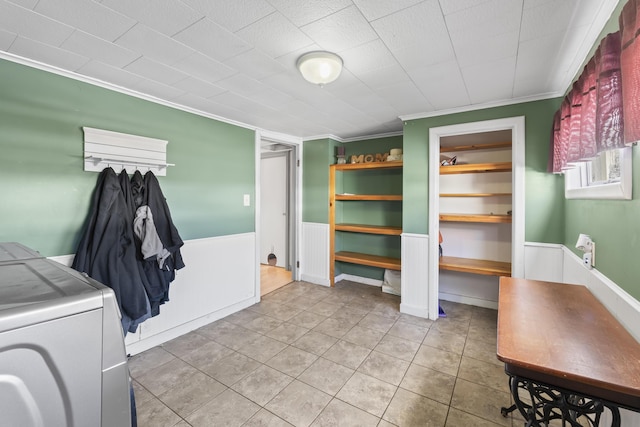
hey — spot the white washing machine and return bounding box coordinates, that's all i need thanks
[0,243,131,427]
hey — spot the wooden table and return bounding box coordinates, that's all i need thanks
[497,277,640,426]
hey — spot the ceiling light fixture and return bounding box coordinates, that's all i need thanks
[297,51,343,87]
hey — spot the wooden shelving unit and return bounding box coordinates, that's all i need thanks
[440,213,512,223]
[439,139,512,277]
[329,162,402,286]
[439,256,511,276]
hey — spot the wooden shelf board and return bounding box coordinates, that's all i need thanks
[440,142,512,153]
[336,194,402,201]
[440,193,512,197]
[332,161,403,171]
[334,251,401,270]
[335,224,402,235]
[440,213,512,223]
[439,256,511,276]
[440,162,512,174]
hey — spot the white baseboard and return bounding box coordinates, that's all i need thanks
[438,291,498,310]
[399,302,429,318]
[335,273,382,287]
[300,273,330,287]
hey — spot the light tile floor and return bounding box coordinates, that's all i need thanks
[130,280,522,427]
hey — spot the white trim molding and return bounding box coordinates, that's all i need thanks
[401,233,431,319]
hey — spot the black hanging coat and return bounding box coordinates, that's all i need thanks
[71,168,149,323]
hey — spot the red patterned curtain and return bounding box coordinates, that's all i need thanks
[620,0,640,145]
[549,31,625,173]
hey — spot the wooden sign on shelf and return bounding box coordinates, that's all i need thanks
[350,152,389,163]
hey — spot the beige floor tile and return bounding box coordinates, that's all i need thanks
[463,337,502,366]
[224,308,264,326]
[387,320,429,343]
[266,345,318,377]
[358,313,396,333]
[288,310,327,329]
[468,323,498,344]
[399,363,456,405]
[179,340,234,372]
[266,380,332,427]
[374,334,420,362]
[243,315,284,334]
[432,317,471,336]
[136,395,182,427]
[187,389,260,427]
[413,345,461,377]
[267,323,310,344]
[161,331,213,359]
[397,313,434,328]
[297,357,355,395]
[383,388,449,427]
[313,317,356,339]
[323,340,371,370]
[377,420,397,427]
[308,301,342,317]
[129,347,176,378]
[244,408,294,426]
[203,351,261,386]
[342,325,386,349]
[237,335,289,363]
[336,372,396,418]
[135,358,200,396]
[157,371,226,418]
[445,408,504,426]
[450,379,511,427]
[232,365,294,406]
[196,319,244,342]
[439,301,474,321]
[311,398,380,426]
[292,331,338,355]
[214,325,263,351]
[261,303,304,322]
[357,351,409,386]
[423,328,467,354]
[457,356,510,393]
[132,380,154,407]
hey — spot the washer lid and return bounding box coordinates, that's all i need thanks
[0,242,43,262]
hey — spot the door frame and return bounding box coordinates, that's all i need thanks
[427,116,525,319]
[254,130,302,303]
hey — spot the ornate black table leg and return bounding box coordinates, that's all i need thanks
[503,374,621,427]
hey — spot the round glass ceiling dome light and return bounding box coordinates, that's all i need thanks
[297,51,343,86]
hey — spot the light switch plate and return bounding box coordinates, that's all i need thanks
[243,194,250,206]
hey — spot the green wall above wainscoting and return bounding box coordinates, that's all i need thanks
[0,59,255,257]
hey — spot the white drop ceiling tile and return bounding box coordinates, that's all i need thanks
[171,92,226,115]
[223,49,287,81]
[547,23,591,92]
[76,60,143,88]
[514,32,563,82]
[374,81,433,116]
[340,39,398,76]
[409,60,470,110]
[523,0,557,9]
[215,74,293,107]
[173,18,251,62]
[0,1,74,46]
[356,62,411,91]
[0,28,16,50]
[173,76,225,99]
[181,0,275,32]
[6,0,37,9]
[236,12,313,58]
[129,78,186,101]
[391,43,454,72]
[520,0,577,41]
[124,56,189,85]
[440,0,494,15]
[351,0,423,21]
[209,91,280,119]
[116,24,195,66]
[445,0,522,44]
[34,0,135,42]
[301,5,377,52]
[100,0,204,37]
[61,30,139,68]
[171,51,237,83]
[461,57,516,104]
[512,76,550,98]
[452,30,519,68]
[269,0,351,26]
[372,1,454,60]
[10,36,89,71]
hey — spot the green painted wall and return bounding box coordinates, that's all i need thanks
[301,138,338,224]
[0,59,255,257]
[403,98,564,243]
[562,0,640,301]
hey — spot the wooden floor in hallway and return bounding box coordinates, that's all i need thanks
[260,264,293,296]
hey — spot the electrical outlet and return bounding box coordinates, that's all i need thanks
[243,194,250,206]
[583,253,592,269]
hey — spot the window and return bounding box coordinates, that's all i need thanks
[565,147,632,199]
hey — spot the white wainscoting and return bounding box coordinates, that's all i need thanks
[401,233,431,319]
[50,233,258,356]
[300,222,330,286]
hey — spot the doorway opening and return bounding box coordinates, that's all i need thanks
[259,137,299,296]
